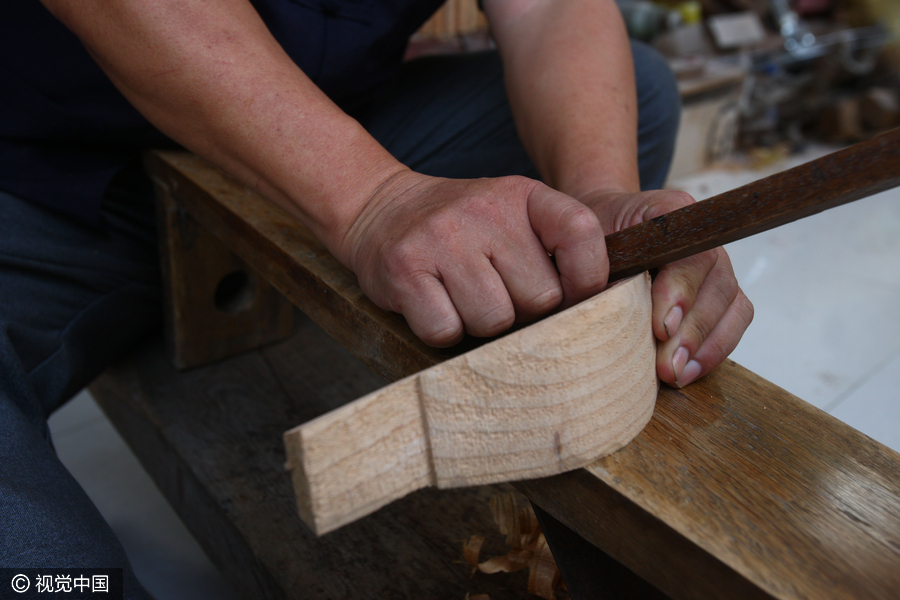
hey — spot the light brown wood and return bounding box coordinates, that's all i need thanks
[141,148,900,599]
[89,316,554,600]
[284,273,658,535]
[515,359,900,600]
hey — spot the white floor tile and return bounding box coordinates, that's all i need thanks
[670,146,900,453]
[831,349,900,453]
[49,393,238,600]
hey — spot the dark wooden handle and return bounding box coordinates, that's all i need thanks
[606,127,900,282]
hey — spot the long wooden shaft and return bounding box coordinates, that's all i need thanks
[607,127,900,281]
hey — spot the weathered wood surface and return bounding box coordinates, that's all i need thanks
[141,145,900,599]
[89,314,553,600]
[144,151,442,383]
[517,360,900,600]
[606,127,900,280]
[284,274,658,535]
[155,175,293,369]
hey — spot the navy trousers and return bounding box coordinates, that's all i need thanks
[0,44,679,599]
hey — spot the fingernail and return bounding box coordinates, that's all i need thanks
[664,305,683,339]
[677,360,702,388]
[672,346,689,382]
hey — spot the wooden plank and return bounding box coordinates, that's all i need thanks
[144,151,443,384]
[89,313,554,600]
[284,273,658,534]
[142,141,900,599]
[515,361,900,600]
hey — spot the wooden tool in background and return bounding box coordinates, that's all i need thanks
[283,128,900,535]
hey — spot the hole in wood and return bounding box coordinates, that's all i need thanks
[214,270,256,313]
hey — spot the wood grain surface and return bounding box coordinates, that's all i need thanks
[516,360,900,600]
[155,177,293,368]
[90,314,554,600]
[284,274,658,535]
[142,145,900,599]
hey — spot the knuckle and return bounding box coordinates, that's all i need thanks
[470,303,515,337]
[738,292,755,324]
[421,321,464,348]
[499,174,540,195]
[520,284,564,317]
[684,316,713,349]
[669,190,696,209]
[560,203,601,239]
[703,335,731,365]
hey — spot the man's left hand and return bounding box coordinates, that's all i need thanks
[581,188,755,388]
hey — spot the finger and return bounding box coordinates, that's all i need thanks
[650,248,721,342]
[657,288,753,387]
[527,184,608,307]
[663,251,740,356]
[395,273,466,348]
[655,250,745,385]
[640,190,696,221]
[441,252,517,339]
[490,236,564,322]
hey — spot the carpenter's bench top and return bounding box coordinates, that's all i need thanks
[88,151,900,600]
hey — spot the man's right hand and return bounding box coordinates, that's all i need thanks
[339,171,610,347]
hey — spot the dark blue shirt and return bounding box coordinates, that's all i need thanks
[0,0,444,226]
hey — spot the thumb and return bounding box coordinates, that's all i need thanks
[639,190,697,223]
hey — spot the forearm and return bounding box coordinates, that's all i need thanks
[40,0,406,264]
[484,0,640,200]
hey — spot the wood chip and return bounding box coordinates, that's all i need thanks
[527,534,561,600]
[467,493,566,599]
[463,535,484,568]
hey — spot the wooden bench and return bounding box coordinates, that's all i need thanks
[87,150,900,599]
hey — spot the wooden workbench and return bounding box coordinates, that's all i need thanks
[87,151,900,599]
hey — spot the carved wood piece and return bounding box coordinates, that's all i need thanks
[515,360,900,600]
[283,274,657,535]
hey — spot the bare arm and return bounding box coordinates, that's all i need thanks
[484,0,640,199]
[485,0,754,387]
[40,0,609,347]
[41,0,403,262]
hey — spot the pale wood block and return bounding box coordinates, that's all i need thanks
[284,273,658,535]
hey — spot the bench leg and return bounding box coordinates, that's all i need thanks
[155,180,293,369]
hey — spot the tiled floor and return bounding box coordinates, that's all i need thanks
[671,144,900,452]
[48,144,900,599]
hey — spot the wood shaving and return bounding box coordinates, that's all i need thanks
[464,493,566,600]
[463,535,485,568]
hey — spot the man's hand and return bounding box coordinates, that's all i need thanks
[580,188,754,388]
[340,171,608,347]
